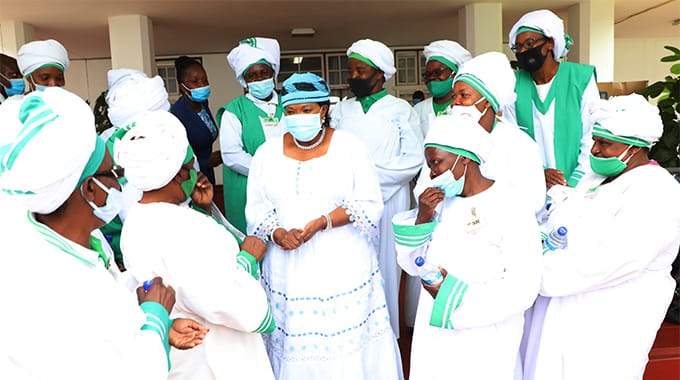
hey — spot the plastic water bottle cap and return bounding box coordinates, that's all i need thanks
[415,256,425,267]
[557,226,568,236]
[143,279,155,292]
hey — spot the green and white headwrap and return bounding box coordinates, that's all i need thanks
[0,88,98,213]
[116,110,190,192]
[509,9,573,61]
[227,37,281,87]
[423,40,472,74]
[454,52,517,113]
[454,73,500,112]
[423,114,492,164]
[17,39,70,77]
[347,39,397,80]
[590,94,663,148]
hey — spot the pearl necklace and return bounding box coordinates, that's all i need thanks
[293,127,326,151]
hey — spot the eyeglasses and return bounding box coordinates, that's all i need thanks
[511,37,547,53]
[94,166,125,180]
[422,67,452,81]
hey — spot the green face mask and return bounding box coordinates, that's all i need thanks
[589,145,632,177]
[426,77,454,99]
[180,168,198,200]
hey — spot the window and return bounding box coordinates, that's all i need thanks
[395,51,418,86]
[156,57,203,97]
[278,54,323,83]
[157,64,178,95]
[326,54,348,87]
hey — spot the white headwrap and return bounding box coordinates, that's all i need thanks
[105,69,170,129]
[17,39,70,77]
[454,52,516,112]
[115,110,189,192]
[509,9,573,61]
[590,94,663,148]
[347,39,396,81]
[424,115,492,163]
[0,88,97,213]
[227,37,281,87]
[423,40,472,72]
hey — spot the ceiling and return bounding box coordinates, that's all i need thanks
[0,0,678,59]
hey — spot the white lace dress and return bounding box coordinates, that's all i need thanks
[246,130,403,380]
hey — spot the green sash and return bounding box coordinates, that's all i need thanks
[216,95,283,233]
[515,62,596,186]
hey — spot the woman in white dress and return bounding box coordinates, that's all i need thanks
[246,72,403,379]
[393,115,542,380]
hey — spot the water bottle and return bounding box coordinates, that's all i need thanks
[415,256,443,285]
[545,226,568,250]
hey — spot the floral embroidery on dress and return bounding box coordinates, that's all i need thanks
[252,209,281,242]
[339,200,379,241]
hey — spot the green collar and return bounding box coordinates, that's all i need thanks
[357,88,388,113]
[28,211,110,269]
[432,97,454,116]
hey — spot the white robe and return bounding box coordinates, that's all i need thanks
[413,97,436,138]
[331,94,424,337]
[504,76,600,184]
[524,164,680,380]
[395,183,542,380]
[0,212,169,380]
[246,130,403,380]
[121,202,275,380]
[414,118,546,214]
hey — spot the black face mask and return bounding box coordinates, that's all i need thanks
[348,74,377,98]
[515,43,548,73]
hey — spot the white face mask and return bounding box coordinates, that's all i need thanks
[284,113,323,142]
[449,97,487,121]
[83,177,124,224]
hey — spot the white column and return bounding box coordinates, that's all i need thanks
[568,0,615,81]
[108,15,156,76]
[458,3,503,56]
[0,20,35,56]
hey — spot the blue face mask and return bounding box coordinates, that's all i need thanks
[1,75,25,96]
[430,155,466,197]
[83,177,124,224]
[247,78,275,100]
[183,84,211,102]
[284,112,323,142]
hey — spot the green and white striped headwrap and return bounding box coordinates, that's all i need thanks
[0,88,97,213]
[454,73,500,112]
[590,94,663,149]
[453,52,518,113]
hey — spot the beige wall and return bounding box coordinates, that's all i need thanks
[614,38,679,83]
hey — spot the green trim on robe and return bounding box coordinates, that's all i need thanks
[357,88,388,114]
[430,273,468,330]
[236,250,259,280]
[514,62,596,187]
[139,301,172,370]
[216,95,283,234]
[432,97,454,116]
[392,219,438,248]
[253,302,276,334]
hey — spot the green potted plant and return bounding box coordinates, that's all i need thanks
[643,45,680,169]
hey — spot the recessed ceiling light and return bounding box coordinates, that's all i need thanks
[291,28,315,37]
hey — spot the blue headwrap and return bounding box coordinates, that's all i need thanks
[280,72,330,108]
